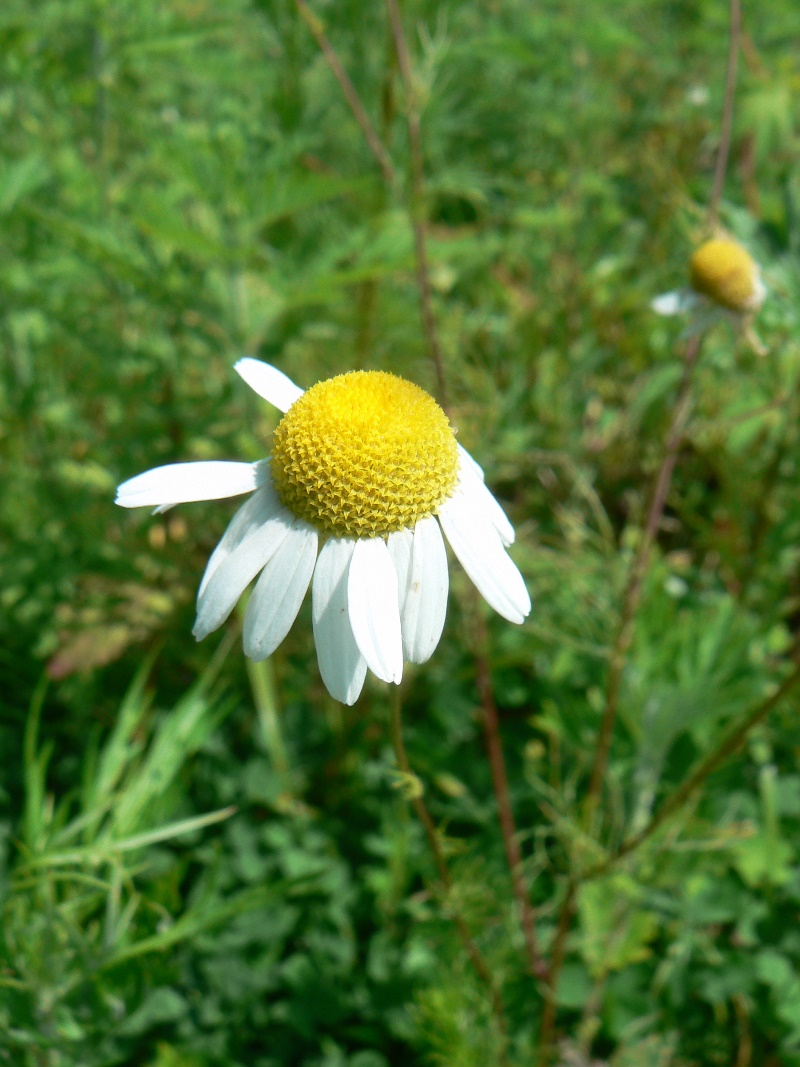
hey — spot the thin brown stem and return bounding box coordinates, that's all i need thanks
[293,0,396,185]
[535,880,577,1067]
[390,690,509,1049]
[386,0,450,410]
[473,608,547,980]
[354,33,398,367]
[600,656,800,873]
[708,0,742,229]
[584,334,703,824]
[543,5,744,1057]
[733,992,753,1067]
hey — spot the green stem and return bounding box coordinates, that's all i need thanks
[246,656,289,780]
[236,600,290,782]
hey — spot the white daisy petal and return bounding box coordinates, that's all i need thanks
[122,359,533,704]
[116,461,260,508]
[750,272,767,310]
[243,520,318,661]
[438,488,531,624]
[197,478,278,598]
[386,528,413,613]
[193,489,295,640]
[312,538,367,705]
[348,537,403,685]
[234,358,304,412]
[457,443,485,482]
[457,452,515,546]
[651,289,698,316]
[402,516,448,664]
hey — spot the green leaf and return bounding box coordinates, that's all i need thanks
[0,155,49,215]
[578,874,660,977]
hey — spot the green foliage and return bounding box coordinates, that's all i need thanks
[0,653,279,1064]
[3,0,800,1063]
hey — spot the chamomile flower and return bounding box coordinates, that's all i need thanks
[116,360,531,704]
[652,236,766,320]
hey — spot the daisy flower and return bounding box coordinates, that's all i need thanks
[652,236,766,319]
[116,361,531,704]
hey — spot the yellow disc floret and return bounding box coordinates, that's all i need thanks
[271,370,459,538]
[689,238,763,313]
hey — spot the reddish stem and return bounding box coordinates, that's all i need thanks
[474,612,547,980]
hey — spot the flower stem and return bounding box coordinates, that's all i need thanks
[584,334,702,826]
[386,0,450,412]
[592,654,800,876]
[585,0,743,809]
[473,607,547,980]
[294,0,449,410]
[237,601,290,784]
[545,333,701,1060]
[246,656,289,779]
[535,879,577,1067]
[708,0,742,230]
[558,9,744,1040]
[292,0,396,185]
[389,688,509,1050]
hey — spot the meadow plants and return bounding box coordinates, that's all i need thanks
[3,0,800,1064]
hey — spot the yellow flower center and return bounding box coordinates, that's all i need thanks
[689,238,760,312]
[270,371,459,538]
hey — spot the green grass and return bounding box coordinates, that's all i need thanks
[3,0,800,1063]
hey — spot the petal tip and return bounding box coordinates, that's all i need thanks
[511,590,532,624]
[114,480,137,507]
[233,358,304,413]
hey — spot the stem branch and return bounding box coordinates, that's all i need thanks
[708,0,742,229]
[602,656,800,872]
[293,0,396,185]
[536,880,577,1067]
[585,334,702,823]
[386,0,450,410]
[474,608,546,980]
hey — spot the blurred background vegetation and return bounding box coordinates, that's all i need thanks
[3,0,800,1064]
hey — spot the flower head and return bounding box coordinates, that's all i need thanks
[270,371,458,537]
[688,238,765,313]
[652,236,766,318]
[116,361,531,704]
